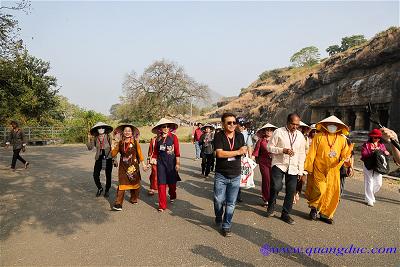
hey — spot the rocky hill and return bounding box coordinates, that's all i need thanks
[207,27,400,134]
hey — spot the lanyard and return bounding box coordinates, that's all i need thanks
[123,138,132,154]
[225,132,235,151]
[326,133,338,150]
[286,128,297,149]
[97,135,105,149]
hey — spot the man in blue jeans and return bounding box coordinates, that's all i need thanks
[213,113,247,237]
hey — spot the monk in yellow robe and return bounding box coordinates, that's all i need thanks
[304,116,353,224]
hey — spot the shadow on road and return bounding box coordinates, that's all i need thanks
[168,198,328,266]
[0,146,113,240]
[191,245,256,267]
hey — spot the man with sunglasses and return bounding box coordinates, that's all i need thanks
[213,113,247,237]
[266,113,306,225]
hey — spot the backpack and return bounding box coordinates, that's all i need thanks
[364,149,390,175]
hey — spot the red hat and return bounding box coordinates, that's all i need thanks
[368,128,382,138]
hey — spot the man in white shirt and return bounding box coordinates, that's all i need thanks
[266,113,306,225]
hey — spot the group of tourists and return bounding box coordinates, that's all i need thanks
[3,112,400,237]
[191,112,399,236]
[86,118,180,212]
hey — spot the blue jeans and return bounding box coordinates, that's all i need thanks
[194,141,201,159]
[213,172,241,230]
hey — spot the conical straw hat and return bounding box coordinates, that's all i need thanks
[90,122,113,136]
[115,123,140,138]
[201,123,215,131]
[152,118,179,134]
[316,115,349,135]
[256,123,278,136]
[299,121,310,128]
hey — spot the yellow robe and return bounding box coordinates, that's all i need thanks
[304,132,352,219]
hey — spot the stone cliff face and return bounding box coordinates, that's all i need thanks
[208,27,400,133]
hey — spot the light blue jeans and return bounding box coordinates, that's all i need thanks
[213,172,241,230]
[194,141,201,159]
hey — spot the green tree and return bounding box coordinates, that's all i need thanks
[326,34,367,56]
[340,35,367,51]
[0,50,60,125]
[290,46,320,67]
[326,45,341,56]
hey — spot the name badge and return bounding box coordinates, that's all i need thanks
[160,144,166,151]
[227,157,236,161]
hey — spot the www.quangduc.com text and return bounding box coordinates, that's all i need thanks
[260,244,397,257]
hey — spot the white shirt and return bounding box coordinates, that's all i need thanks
[267,127,306,175]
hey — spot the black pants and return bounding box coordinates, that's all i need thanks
[93,158,113,191]
[340,175,346,197]
[11,149,26,169]
[268,166,298,215]
[201,153,214,176]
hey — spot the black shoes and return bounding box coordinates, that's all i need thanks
[320,216,334,224]
[222,228,232,237]
[96,188,103,197]
[104,190,109,198]
[280,213,295,225]
[112,204,122,211]
[309,208,318,221]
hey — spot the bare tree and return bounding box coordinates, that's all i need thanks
[122,59,210,123]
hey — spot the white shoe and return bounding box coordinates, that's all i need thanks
[367,202,374,207]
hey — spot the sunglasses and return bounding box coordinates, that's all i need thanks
[161,125,169,129]
[226,121,237,126]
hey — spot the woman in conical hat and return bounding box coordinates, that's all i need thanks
[304,115,353,224]
[252,123,277,207]
[111,123,148,211]
[87,122,114,198]
[150,118,181,212]
[199,123,215,177]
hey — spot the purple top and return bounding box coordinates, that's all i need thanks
[361,142,387,161]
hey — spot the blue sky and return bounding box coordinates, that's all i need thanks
[6,1,399,114]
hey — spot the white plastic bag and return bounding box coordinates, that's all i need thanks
[240,156,257,189]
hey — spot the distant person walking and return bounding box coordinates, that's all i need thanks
[5,121,29,171]
[192,122,203,160]
[199,124,215,178]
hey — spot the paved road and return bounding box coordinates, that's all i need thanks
[0,144,399,266]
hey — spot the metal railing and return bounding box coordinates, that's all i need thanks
[0,126,65,144]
